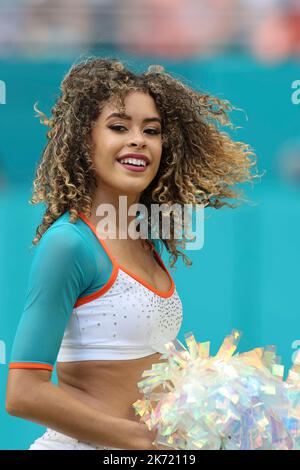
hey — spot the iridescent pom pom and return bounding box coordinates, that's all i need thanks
[132,330,300,450]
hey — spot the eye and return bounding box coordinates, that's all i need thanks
[109,125,127,132]
[108,125,161,135]
[145,128,161,135]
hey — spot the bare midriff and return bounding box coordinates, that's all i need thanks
[56,352,165,421]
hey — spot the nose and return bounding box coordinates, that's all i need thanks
[130,141,146,150]
[129,130,146,148]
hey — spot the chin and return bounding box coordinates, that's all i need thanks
[111,180,144,193]
[122,185,148,196]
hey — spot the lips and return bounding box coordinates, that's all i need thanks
[116,153,150,165]
[117,161,148,173]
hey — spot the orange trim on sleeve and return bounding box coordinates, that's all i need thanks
[74,263,119,307]
[9,363,53,371]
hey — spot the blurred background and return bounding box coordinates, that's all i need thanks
[0,0,299,450]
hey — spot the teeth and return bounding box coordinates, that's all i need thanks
[118,157,146,167]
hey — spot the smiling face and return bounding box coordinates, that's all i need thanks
[90,91,163,198]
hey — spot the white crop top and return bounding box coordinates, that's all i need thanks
[57,213,183,361]
[9,211,183,371]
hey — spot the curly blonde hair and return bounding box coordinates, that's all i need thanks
[31,56,259,269]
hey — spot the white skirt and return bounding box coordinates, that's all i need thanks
[28,427,122,450]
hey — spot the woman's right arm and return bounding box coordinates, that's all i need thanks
[6,368,156,450]
[6,224,156,450]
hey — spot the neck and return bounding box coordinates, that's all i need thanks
[89,185,142,239]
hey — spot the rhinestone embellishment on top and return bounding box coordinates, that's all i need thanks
[58,264,183,359]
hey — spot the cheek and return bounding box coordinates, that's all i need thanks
[92,133,116,162]
[152,139,162,158]
[155,144,163,166]
[151,156,162,177]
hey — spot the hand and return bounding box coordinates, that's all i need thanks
[155,444,175,450]
[129,421,177,450]
[125,421,159,450]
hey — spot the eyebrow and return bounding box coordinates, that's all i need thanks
[105,112,161,124]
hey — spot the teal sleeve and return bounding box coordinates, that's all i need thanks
[9,224,96,372]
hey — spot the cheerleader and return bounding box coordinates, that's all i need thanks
[6,57,258,450]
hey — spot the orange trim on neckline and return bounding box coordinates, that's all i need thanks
[78,212,175,299]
